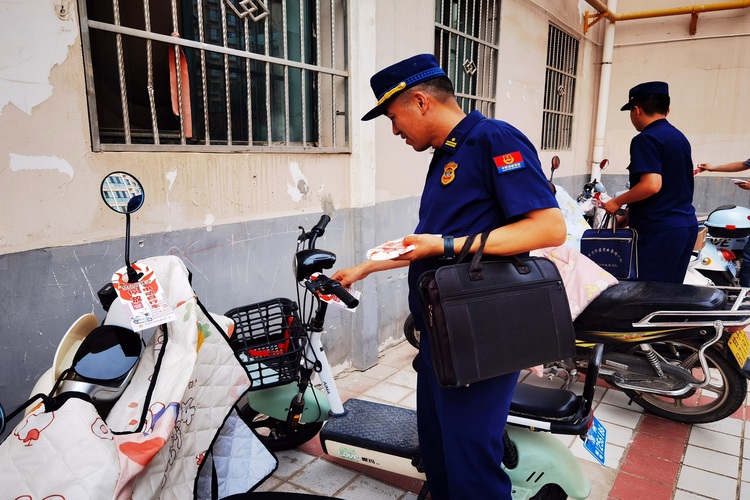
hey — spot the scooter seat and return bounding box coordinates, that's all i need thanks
[509,383,581,421]
[574,281,727,332]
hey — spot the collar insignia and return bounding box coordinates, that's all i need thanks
[441,162,458,186]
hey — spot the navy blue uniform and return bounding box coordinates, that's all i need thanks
[627,118,698,283]
[408,110,559,499]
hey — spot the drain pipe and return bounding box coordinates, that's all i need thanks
[590,0,617,182]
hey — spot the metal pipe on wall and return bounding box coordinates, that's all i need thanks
[590,0,617,182]
[584,0,750,33]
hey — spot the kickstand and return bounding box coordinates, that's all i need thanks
[417,481,430,500]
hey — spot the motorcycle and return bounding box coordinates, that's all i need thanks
[0,172,299,499]
[231,214,603,500]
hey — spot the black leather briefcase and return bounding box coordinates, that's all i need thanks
[418,232,576,387]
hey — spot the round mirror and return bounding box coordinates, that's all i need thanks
[551,156,560,170]
[599,159,609,170]
[101,172,144,214]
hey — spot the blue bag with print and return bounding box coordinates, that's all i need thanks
[580,215,638,280]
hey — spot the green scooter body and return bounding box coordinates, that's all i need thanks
[245,383,330,423]
[504,425,591,500]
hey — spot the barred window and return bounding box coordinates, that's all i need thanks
[434,0,499,116]
[541,25,579,151]
[78,0,349,152]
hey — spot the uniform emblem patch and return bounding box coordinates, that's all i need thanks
[493,151,526,174]
[441,162,458,185]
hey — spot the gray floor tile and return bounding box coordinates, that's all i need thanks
[677,464,739,498]
[336,474,407,500]
[689,426,742,456]
[288,458,359,496]
[683,444,740,477]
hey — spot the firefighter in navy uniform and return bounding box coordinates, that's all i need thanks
[332,54,566,499]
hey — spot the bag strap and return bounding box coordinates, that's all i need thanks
[455,233,480,264]
[466,231,532,281]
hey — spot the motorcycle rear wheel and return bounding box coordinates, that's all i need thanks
[620,340,747,424]
[236,401,324,451]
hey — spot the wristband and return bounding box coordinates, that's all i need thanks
[441,235,455,260]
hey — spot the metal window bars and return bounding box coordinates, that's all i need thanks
[434,0,499,117]
[541,24,579,151]
[77,0,349,152]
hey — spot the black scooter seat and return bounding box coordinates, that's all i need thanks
[574,281,727,332]
[509,383,580,421]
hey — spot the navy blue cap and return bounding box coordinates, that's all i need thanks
[362,54,447,121]
[621,81,669,111]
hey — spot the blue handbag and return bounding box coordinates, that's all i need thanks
[580,215,638,280]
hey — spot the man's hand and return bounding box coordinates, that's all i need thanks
[331,263,375,288]
[603,198,622,216]
[397,234,443,261]
[331,259,408,287]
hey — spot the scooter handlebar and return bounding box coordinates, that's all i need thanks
[318,276,359,309]
[310,214,331,237]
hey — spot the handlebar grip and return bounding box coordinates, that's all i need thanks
[310,214,331,236]
[326,280,359,309]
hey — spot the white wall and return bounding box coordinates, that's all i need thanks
[603,3,750,173]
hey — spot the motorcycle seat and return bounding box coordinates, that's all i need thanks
[574,281,727,332]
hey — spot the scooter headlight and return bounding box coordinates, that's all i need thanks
[293,249,336,281]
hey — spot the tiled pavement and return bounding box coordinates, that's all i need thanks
[255,341,750,499]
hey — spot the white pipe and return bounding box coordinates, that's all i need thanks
[591,0,617,182]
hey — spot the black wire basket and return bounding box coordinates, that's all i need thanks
[225,298,306,390]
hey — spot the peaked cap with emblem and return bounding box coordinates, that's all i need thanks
[362,54,447,121]
[620,81,669,111]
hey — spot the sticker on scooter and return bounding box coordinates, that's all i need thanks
[112,263,177,331]
[584,415,607,466]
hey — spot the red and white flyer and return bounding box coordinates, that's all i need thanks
[366,237,415,260]
[111,263,177,331]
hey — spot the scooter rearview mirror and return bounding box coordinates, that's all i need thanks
[101,172,145,282]
[549,155,560,184]
[101,172,144,214]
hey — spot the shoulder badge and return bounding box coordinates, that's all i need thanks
[493,151,526,174]
[441,162,458,185]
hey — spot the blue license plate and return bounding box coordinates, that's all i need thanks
[584,415,607,466]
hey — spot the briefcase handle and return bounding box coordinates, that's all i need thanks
[599,214,618,232]
[457,231,530,281]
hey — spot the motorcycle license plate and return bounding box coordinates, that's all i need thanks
[728,330,749,368]
[584,415,607,466]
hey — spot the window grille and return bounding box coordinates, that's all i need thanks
[77,0,349,152]
[434,0,499,116]
[541,24,578,151]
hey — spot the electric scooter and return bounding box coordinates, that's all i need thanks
[0,172,292,499]
[231,214,602,500]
